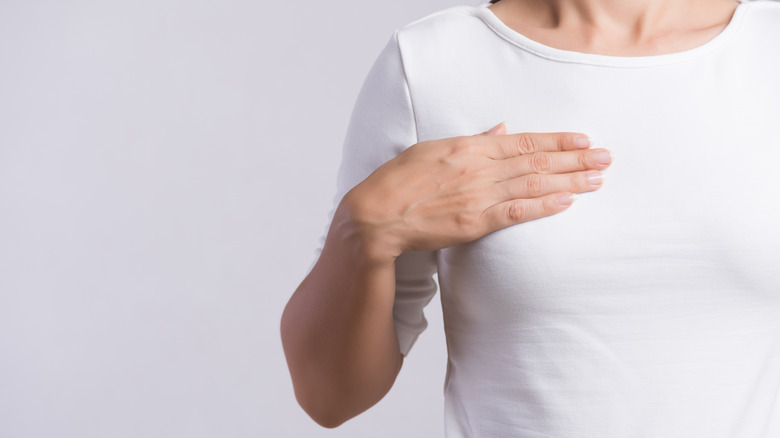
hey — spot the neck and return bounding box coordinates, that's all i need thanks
[490,0,740,55]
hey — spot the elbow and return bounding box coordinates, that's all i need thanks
[307,408,349,429]
[281,327,356,429]
[291,371,401,428]
[294,388,355,429]
[280,295,403,429]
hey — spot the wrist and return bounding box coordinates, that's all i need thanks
[331,191,403,267]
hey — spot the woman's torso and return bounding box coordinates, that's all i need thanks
[393,1,780,436]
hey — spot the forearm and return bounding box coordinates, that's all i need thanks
[280,201,403,428]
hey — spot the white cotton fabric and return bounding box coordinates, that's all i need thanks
[312,1,780,436]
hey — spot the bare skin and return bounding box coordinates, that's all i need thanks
[281,0,738,428]
[281,125,610,427]
[489,0,739,56]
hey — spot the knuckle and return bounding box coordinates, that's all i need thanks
[531,152,552,173]
[577,150,589,169]
[451,138,480,155]
[515,134,540,155]
[525,174,544,196]
[454,211,476,229]
[454,207,481,232]
[436,154,457,170]
[445,138,469,156]
[506,201,525,222]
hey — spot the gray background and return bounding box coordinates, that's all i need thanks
[0,0,464,437]
[1,1,768,437]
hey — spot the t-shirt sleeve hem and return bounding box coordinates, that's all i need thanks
[396,325,426,357]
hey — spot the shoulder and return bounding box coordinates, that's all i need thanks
[741,0,780,12]
[739,0,780,26]
[397,5,486,35]
[728,0,780,53]
[392,5,499,58]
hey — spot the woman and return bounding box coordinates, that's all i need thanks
[282,0,780,436]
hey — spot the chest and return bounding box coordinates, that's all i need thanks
[434,83,780,327]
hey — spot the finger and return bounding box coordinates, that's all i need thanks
[492,170,605,202]
[481,192,577,231]
[483,132,592,159]
[489,122,507,136]
[476,122,507,136]
[494,147,613,180]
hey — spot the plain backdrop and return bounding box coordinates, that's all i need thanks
[0,0,469,437]
[2,1,772,437]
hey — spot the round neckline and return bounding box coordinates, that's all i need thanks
[471,0,748,67]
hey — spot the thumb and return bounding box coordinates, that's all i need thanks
[478,121,507,136]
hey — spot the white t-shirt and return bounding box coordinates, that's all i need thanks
[313,1,780,436]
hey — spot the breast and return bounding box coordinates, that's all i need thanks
[435,119,780,338]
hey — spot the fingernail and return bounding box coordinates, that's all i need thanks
[574,135,590,149]
[587,171,604,185]
[593,149,612,165]
[558,193,578,206]
[487,121,506,135]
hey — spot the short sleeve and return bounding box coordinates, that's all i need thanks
[308,31,439,357]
